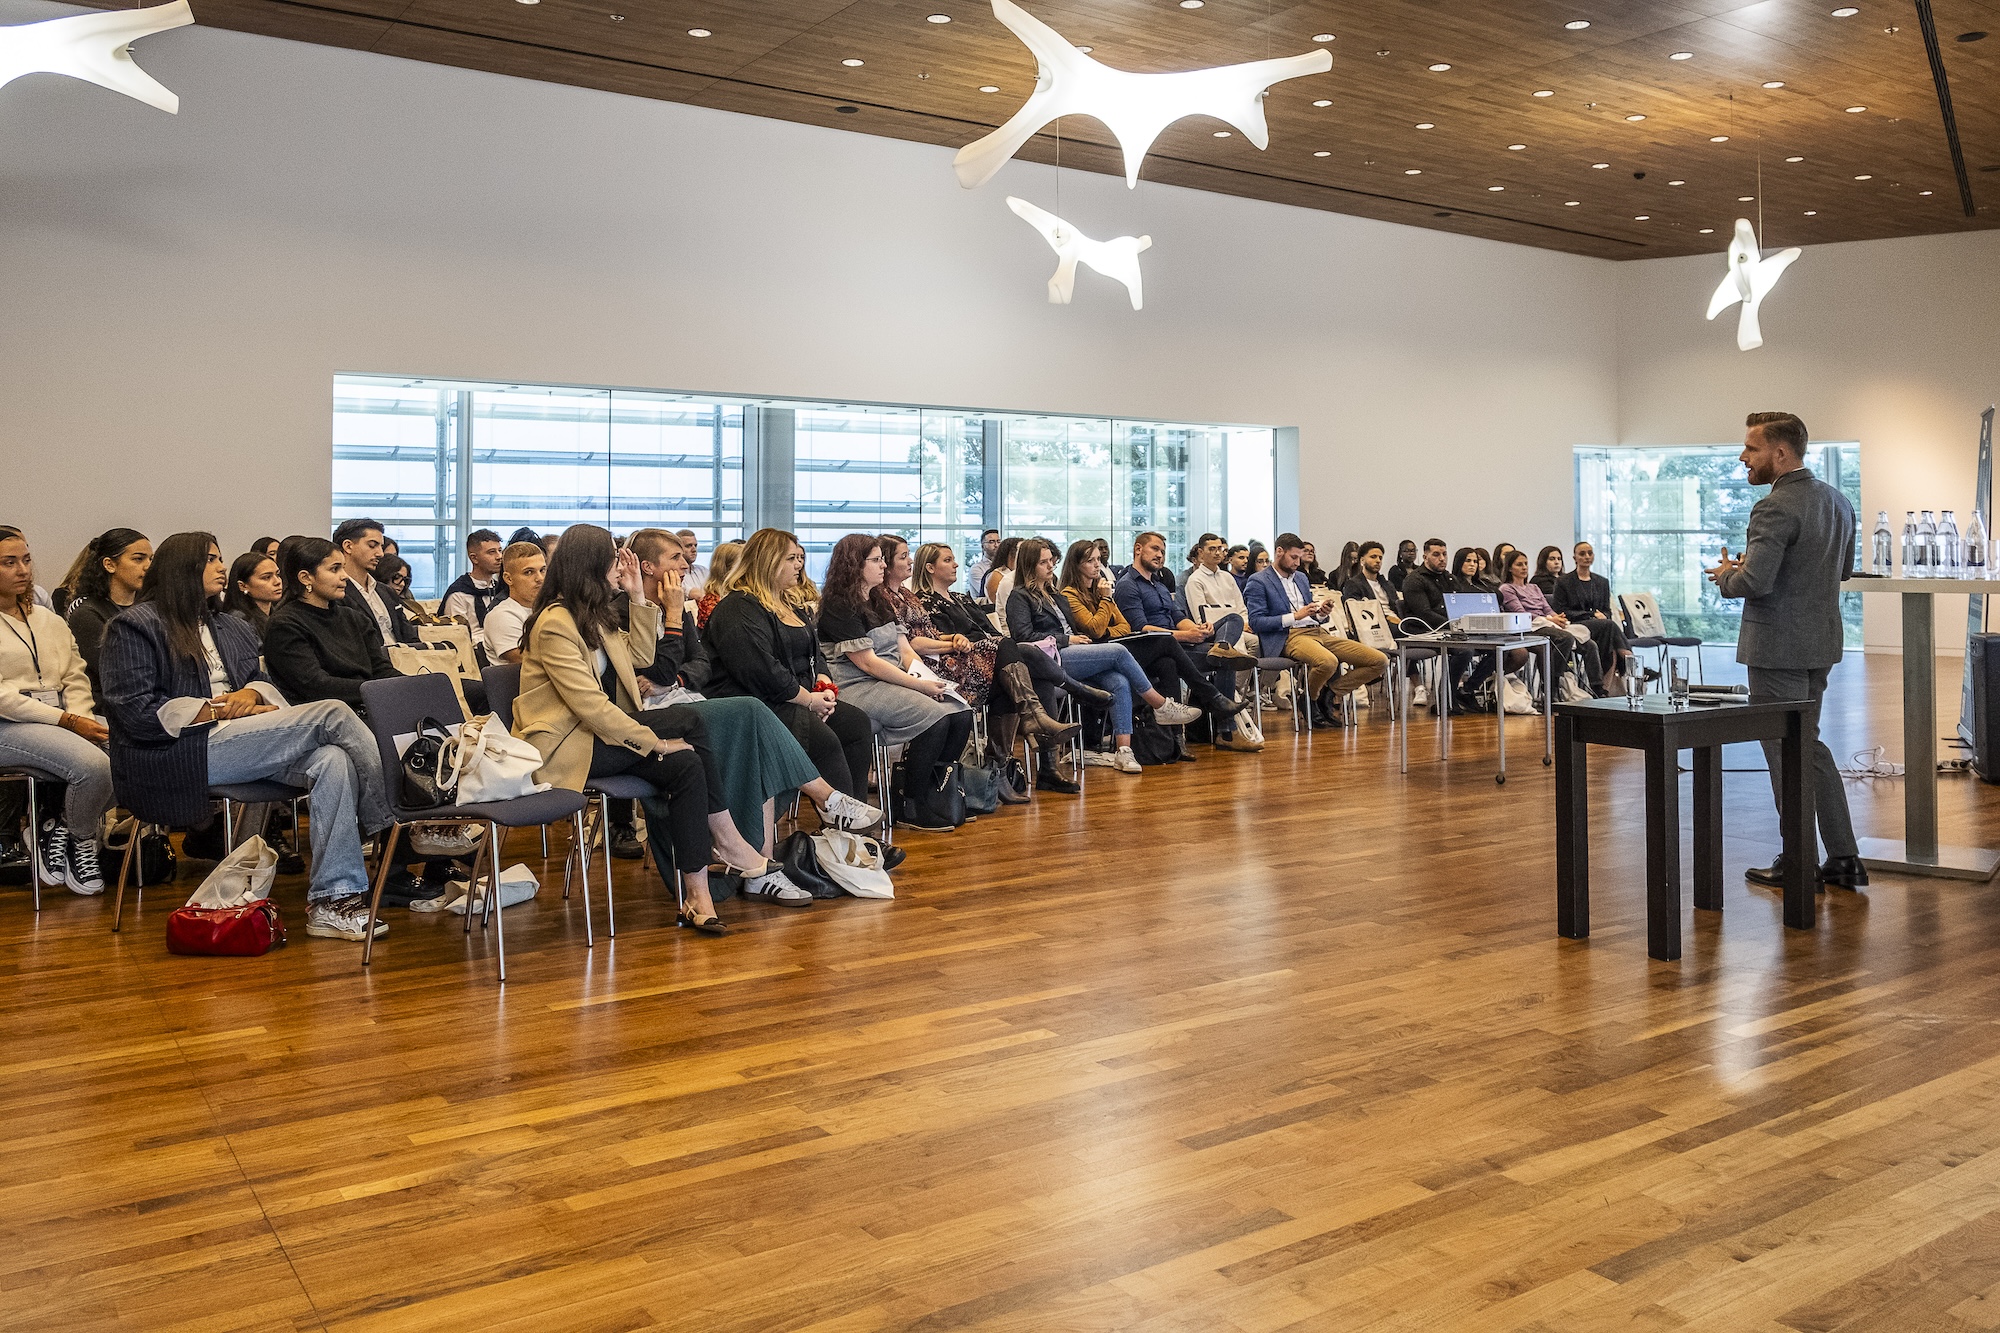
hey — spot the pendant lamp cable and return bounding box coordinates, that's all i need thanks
[1054,115,1062,217]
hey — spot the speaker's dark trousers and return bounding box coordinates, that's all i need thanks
[1747,665,1857,860]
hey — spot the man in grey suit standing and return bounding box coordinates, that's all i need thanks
[1708,411,1868,889]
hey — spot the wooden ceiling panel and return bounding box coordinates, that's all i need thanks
[108,0,1996,258]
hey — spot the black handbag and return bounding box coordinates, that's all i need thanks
[893,761,968,827]
[399,716,457,810]
[1128,707,1180,766]
[776,829,843,899]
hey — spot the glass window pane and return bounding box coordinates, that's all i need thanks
[794,405,924,578]
[332,377,457,598]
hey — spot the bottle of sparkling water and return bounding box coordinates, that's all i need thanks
[1902,511,1919,575]
[1966,510,1989,580]
[1918,511,1938,573]
[1871,511,1894,576]
[1941,510,1962,577]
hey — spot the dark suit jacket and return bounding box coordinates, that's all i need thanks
[1340,573,1404,618]
[98,604,276,826]
[1716,466,1855,669]
[342,577,419,647]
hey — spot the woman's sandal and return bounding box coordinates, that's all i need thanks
[676,910,729,936]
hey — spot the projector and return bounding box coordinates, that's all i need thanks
[1456,612,1533,634]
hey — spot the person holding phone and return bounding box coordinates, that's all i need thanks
[1244,533,1386,729]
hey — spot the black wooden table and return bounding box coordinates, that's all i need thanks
[1555,696,1814,961]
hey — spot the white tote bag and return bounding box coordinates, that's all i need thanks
[445,715,551,805]
[187,835,278,908]
[809,829,895,899]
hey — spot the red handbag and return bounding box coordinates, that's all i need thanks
[166,899,286,956]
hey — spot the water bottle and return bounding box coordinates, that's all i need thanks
[1902,511,1919,575]
[1967,510,1989,580]
[1918,510,1938,573]
[1941,511,1962,577]
[1871,510,1893,576]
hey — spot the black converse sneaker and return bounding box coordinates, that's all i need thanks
[63,833,104,895]
[34,817,69,889]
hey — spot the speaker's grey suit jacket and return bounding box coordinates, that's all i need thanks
[1715,466,1855,669]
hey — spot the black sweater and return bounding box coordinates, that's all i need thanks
[264,598,397,711]
[64,595,122,698]
[1550,571,1614,619]
[703,591,828,707]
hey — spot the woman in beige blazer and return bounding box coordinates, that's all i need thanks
[514,525,806,934]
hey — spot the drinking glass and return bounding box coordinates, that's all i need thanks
[1624,671,1647,707]
[1669,660,1690,707]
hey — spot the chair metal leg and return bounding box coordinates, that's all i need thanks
[112,818,138,933]
[221,802,235,853]
[489,821,507,984]
[25,776,40,914]
[362,823,402,968]
[597,793,614,932]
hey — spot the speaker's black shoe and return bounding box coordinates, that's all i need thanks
[1744,855,1787,887]
[1034,768,1081,794]
[1820,855,1870,889]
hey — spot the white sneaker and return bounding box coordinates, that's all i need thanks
[408,821,483,858]
[1153,700,1202,726]
[63,834,104,895]
[1111,746,1144,774]
[821,790,884,831]
[306,894,388,941]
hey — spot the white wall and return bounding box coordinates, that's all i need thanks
[0,0,1618,577]
[1616,229,2000,651]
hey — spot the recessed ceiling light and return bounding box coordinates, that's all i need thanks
[1669,179,1686,185]
[1313,150,1331,156]
[1831,6,1858,15]
[515,0,537,5]
[1626,114,1647,121]
[1805,209,1818,215]
[1312,33,1335,42]
[835,105,858,113]
[1855,173,1872,179]
[1565,200,1581,205]
[1958,31,1987,41]
[1213,130,1231,137]
[1710,135,1730,142]
[1669,51,1693,59]
[687,27,710,36]
[1635,214,1650,219]
[979,84,999,92]
[1415,122,1435,130]
[1489,184,1505,191]
[1700,227,1715,233]
[927,12,951,22]
[1738,195,1755,201]
[1920,189,1934,194]
[1312,99,1332,107]
[1533,89,1555,97]
[1077,45,1091,52]
[1592,162,1610,169]
[1786,155,1805,162]
[1762,80,1785,88]
[842,58,864,66]
[1405,168,1422,174]
[1845,105,1867,113]
[1428,63,1452,71]
[1565,20,1591,30]
[1508,143,1526,150]
[1179,0,1203,8]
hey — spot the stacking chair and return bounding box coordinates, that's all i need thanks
[1252,655,1309,732]
[2,766,63,912]
[1619,591,1704,686]
[358,674,587,981]
[111,777,307,932]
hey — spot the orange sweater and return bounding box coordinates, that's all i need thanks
[1061,587,1130,641]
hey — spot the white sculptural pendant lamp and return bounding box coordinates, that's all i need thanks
[0,0,193,113]
[956,0,1331,190]
[1007,197,1152,310]
[1705,217,1801,351]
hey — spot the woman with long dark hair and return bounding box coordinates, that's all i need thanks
[915,541,1052,803]
[983,536,1022,606]
[1532,545,1565,595]
[262,538,401,714]
[98,532,396,941]
[221,550,284,642]
[512,525,812,930]
[819,534,974,832]
[61,528,151,697]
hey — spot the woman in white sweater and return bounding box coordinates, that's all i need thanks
[0,529,110,894]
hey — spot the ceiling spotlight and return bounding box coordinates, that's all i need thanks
[1920,189,1934,194]
[1785,155,1804,162]
[1845,105,1867,112]
[1312,99,1332,107]
[687,27,711,36]
[1508,143,1526,150]
[1565,200,1581,205]
[1489,184,1505,191]
[1415,122,1435,129]
[1565,20,1591,30]
[1805,209,1818,214]
[927,13,951,22]
[1626,114,1646,121]
[1831,6,1858,15]
[979,84,999,92]
[1592,162,1611,169]
[1700,227,1714,233]
[1635,214,1650,219]
[1213,130,1231,137]
[1313,150,1331,156]
[1405,168,1422,174]
[1179,0,1203,7]
[1669,179,1685,185]
[1738,195,1755,201]
[1854,173,1872,179]
[1669,51,1693,59]
[842,58,864,66]
[1428,63,1452,71]
[1313,33,1335,42]
[1533,89,1555,97]
[1762,80,1786,88]
[1710,135,1730,142]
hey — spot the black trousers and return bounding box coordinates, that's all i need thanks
[902,710,974,786]
[1119,632,1227,706]
[770,698,873,799]
[589,712,722,876]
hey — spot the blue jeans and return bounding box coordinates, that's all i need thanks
[0,720,113,842]
[204,700,392,902]
[1057,642,1153,734]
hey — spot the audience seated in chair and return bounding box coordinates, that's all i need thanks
[335,518,419,648]
[1551,540,1642,691]
[221,549,282,645]
[61,528,151,700]
[483,542,546,665]
[1244,533,1386,729]
[439,529,505,643]
[915,540,1043,804]
[1497,550,1602,697]
[1339,540,1406,629]
[1096,534,1251,750]
[263,537,401,715]
[1387,540,1419,593]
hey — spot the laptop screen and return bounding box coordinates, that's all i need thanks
[1443,592,1500,620]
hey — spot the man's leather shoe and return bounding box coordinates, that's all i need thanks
[1744,855,1787,887]
[1820,855,1870,889]
[609,824,644,860]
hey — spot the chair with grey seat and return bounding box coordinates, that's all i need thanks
[111,775,307,931]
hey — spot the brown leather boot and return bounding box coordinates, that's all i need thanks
[998,663,1081,745]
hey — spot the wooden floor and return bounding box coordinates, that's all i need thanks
[7,653,2000,1332]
